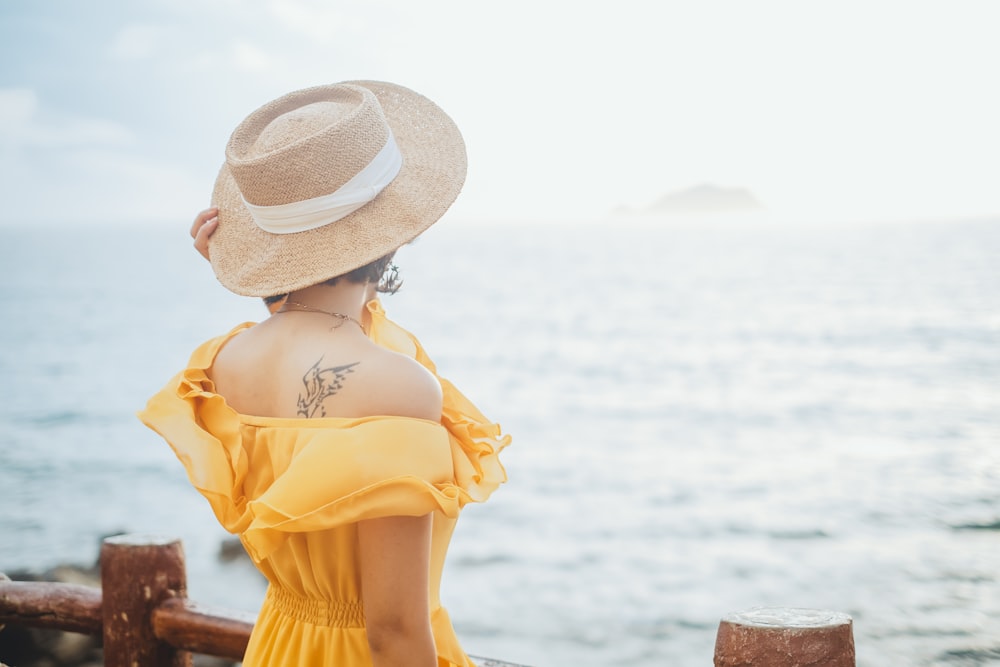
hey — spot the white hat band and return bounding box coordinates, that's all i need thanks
[243,133,403,235]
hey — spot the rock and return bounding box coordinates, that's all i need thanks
[218,537,251,563]
[645,184,765,215]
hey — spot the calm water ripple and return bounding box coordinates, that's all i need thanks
[1,218,998,666]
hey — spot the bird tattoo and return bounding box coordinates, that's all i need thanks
[296,357,360,418]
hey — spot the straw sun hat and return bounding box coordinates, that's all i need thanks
[208,80,467,297]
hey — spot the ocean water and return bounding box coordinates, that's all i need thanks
[1,216,998,666]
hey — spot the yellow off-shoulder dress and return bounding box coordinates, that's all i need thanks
[138,301,510,667]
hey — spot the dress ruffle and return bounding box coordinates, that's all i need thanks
[138,302,510,563]
[367,300,511,504]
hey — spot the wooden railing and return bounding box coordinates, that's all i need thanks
[0,534,856,666]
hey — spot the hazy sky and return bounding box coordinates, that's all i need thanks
[2,0,998,226]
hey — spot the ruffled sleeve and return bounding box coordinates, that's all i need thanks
[139,323,470,562]
[139,305,510,563]
[366,300,511,504]
[239,415,461,561]
[138,323,256,535]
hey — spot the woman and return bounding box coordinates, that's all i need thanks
[139,81,509,667]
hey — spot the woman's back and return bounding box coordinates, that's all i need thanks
[209,309,443,422]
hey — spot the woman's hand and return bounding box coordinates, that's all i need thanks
[190,207,219,261]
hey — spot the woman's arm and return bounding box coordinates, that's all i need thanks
[358,513,437,667]
[355,357,444,665]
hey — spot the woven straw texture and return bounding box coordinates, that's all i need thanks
[209,81,467,297]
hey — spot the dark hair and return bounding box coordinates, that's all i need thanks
[263,253,401,307]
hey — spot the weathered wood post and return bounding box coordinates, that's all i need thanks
[714,607,855,666]
[100,535,191,667]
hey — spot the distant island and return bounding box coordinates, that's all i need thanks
[621,184,766,215]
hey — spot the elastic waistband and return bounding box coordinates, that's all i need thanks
[266,585,365,627]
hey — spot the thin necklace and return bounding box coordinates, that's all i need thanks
[279,300,366,333]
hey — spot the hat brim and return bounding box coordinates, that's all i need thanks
[208,80,467,297]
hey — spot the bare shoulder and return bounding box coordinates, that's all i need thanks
[208,318,443,422]
[362,348,443,422]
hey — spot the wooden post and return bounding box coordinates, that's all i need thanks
[100,534,191,667]
[714,607,855,666]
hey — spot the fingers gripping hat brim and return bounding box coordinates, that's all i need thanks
[208,80,467,297]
